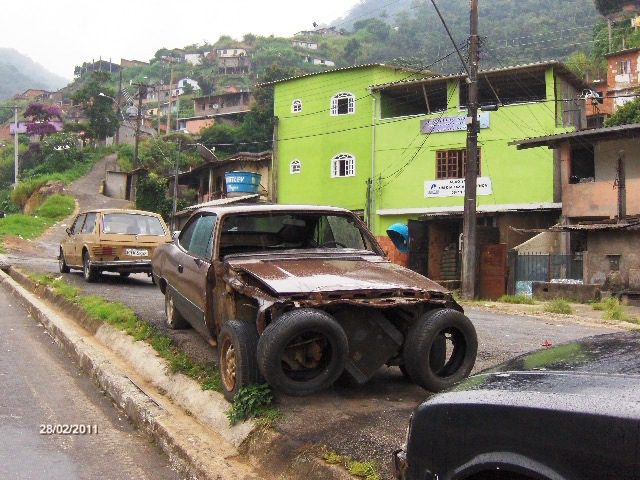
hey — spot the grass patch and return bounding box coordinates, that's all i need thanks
[543,298,573,315]
[226,384,279,426]
[26,273,223,394]
[0,193,75,248]
[591,297,638,323]
[497,294,535,305]
[322,450,380,480]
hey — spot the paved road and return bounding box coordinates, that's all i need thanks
[0,286,180,480]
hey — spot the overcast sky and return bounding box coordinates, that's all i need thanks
[0,0,361,80]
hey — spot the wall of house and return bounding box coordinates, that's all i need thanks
[372,67,569,236]
[185,118,214,134]
[104,171,129,199]
[274,66,423,212]
[561,137,640,219]
[606,49,640,112]
[585,230,640,287]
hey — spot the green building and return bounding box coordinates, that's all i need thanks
[269,62,586,293]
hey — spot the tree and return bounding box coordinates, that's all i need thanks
[71,72,120,140]
[594,0,639,15]
[24,103,62,139]
[605,96,640,126]
[344,38,362,64]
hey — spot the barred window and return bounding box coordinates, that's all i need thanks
[331,154,355,177]
[291,99,302,113]
[436,149,481,179]
[330,92,355,115]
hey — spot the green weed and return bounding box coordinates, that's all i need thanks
[498,294,535,305]
[226,384,275,426]
[322,450,381,480]
[543,298,573,315]
[34,194,75,218]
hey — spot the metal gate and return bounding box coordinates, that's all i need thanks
[515,253,583,295]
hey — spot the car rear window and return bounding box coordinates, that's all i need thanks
[102,213,166,235]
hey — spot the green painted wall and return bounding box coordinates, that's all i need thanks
[274,65,575,236]
[274,66,420,211]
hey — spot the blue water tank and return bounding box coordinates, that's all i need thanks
[224,171,262,196]
[386,223,409,253]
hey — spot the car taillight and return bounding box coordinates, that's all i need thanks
[98,246,115,256]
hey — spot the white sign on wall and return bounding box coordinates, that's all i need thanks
[420,112,490,134]
[424,177,493,198]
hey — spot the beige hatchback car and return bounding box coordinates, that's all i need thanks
[59,208,172,282]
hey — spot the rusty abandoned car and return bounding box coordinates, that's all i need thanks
[393,332,640,480]
[151,204,477,399]
[59,209,172,283]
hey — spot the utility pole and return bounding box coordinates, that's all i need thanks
[115,70,122,145]
[461,0,480,300]
[166,61,175,135]
[13,106,19,188]
[171,141,181,230]
[132,82,147,167]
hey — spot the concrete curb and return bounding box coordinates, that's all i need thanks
[0,269,259,480]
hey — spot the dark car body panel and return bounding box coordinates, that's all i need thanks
[399,332,640,480]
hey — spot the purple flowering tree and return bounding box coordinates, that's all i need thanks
[24,103,63,140]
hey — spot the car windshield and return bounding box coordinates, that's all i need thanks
[219,212,374,257]
[102,213,166,235]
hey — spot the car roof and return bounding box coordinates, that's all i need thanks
[78,208,164,217]
[193,204,354,216]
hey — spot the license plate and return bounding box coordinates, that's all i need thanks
[125,248,148,257]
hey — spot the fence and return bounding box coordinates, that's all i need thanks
[515,253,583,296]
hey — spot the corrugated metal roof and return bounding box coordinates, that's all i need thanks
[551,216,640,231]
[370,60,587,92]
[512,123,640,149]
[180,194,260,212]
[256,64,425,87]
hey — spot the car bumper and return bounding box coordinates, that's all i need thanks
[393,449,408,479]
[90,259,152,273]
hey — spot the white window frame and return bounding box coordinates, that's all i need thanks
[291,99,302,113]
[331,153,355,178]
[330,92,355,116]
[290,159,301,174]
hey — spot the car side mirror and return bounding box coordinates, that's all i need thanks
[65,227,72,236]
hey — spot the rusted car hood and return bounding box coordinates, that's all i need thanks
[226,255,448,296]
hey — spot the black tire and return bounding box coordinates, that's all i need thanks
[257,308,349,396]
[82,251,99,283]
[164,289,189,330]
[58,248,70,274]
[399,335,445,380]
[119,272,131,278]
[219,320,260,402]
[402,308,477,392]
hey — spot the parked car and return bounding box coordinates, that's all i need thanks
[393,331,640,480]
[59,208,172,283]
[152,204,477,400]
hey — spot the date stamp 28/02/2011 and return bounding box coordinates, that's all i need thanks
[40,424,98,435]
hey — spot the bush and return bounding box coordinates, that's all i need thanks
[226,384,275,425]
[544,298,573,315]
[34,194,75,219]
[136,173,172,219]
[10,178,48,209]
[117,144,134,171]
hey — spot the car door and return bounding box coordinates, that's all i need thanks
[77,212,97,259]
[165,213,216,338]
[63,213,86,266]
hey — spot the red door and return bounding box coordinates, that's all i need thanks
[479,244,507,300]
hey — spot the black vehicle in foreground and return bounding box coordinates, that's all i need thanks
[393,332,640,480]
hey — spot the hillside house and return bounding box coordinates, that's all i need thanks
[292,40,318,50]
[193,91,252,119]
[303,56,335,67]
[170,151,272,205]
[209,48,251,74]
[269,62,586,295]
[176,78,201,95]
[513,123,640,294]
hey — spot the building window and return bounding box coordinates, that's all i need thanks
[331,154,355,177]
[436,149,481,179]
[569,145,595,183]
[330,92,355,115]
[291,99,302,113]
[290,159,301,174]
[617,60,631,75]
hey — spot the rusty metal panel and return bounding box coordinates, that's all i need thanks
[479,243,507,300]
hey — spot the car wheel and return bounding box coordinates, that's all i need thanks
[257,308,349,396]
[119,272,130,278]
[219,320,261,402]
[82,251,99,283]
[400,334,446,380]
[402,308,477,392]
[58,249,70,274]
[164,289,189,329]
